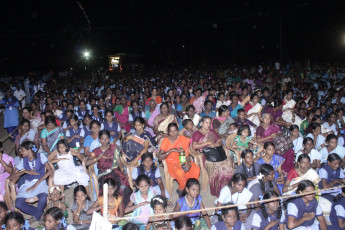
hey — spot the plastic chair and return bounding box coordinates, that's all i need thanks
[189,147,209,192]
[162,160,174,196]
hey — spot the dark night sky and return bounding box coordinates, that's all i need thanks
[1,0,345,71]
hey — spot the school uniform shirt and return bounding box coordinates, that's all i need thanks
[252,209,285,230]
[330,196,345,229]
[77,109,90,120]
[132,167,161,187]
[249,179,278,201]
[287,197,323,230]
[319,164,345,197]
[65,127,85,148]
[292,137,304,155]
[306,133,326,150]
[234,162,261,178]
[216,186,253,212]
[211,220,244,230]
[129,111,145,122]
[295,149,322,163]
[322,122,338,135]
[91,114,103,123]
[319,145,345,163]
[100,121,121,145]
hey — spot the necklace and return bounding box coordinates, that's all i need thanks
[185,197,195,208]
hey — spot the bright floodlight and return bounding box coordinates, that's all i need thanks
[84,51,90,59]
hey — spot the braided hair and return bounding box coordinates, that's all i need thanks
[260,191,282,220]
[258,164,274,192]
[241,149,256,178]
[139,152,157,175]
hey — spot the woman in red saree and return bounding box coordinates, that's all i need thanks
[86,130,132,206]
[192,116,233,197]
[159,123,200,195]
[114,96,131,133]
[256,113,294,173]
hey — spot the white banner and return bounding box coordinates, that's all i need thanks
[90,211,112,230]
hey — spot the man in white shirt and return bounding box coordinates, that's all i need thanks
[13,85,26,108]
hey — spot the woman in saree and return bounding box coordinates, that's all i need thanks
[282,90,302,127]
[114,95,131,133]
[211,105,234,138]
[176,93,191,118]
[263,99,294,127]
[244,93,262,127]
[145,88,162,106]
[238,87,250,107]
[159,123,200,195]
[300,110,314,136]
[122,117,156,174]
[85,130,132,206]
[192,116,233,197]
[191,88,205,114]
[257,141,285,193]
[282,154,320,195]
[145,99,158,137]
[41,116,64,155]
[153,102,178,147]
[256,113,281,144]
[228,94,243,119]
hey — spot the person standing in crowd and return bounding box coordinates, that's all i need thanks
[0,89,19,142]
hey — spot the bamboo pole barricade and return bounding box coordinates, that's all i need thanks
[101,184,345,222]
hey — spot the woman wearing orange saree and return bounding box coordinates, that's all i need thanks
[159,123,200,195]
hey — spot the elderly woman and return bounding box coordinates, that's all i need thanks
[192,116,233,197]
[211,105,234,138]
[153,102,178,146]
[256,113,281,144]
[159,123,200,195]
[40,116,64,155]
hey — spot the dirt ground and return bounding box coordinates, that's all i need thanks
[1,114,217,227]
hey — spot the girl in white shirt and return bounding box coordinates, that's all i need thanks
[295,137,322,170]
[215,173,253,225]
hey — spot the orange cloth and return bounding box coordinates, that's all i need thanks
[189,97,196,104]
[160,135,200,190]
[146,96,162,105]
[98,195,122,217]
